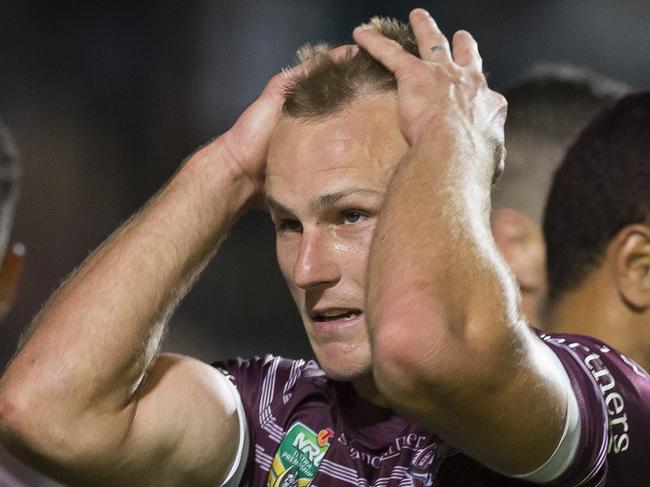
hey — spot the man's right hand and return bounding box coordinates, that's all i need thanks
[353,10,506,185]
[194,44,358,210]
[0,44,355,487]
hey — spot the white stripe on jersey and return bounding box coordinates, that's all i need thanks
[259,357,284,442]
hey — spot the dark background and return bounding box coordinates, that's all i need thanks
[1,1,649,484]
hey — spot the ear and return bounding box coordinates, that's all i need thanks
[492,208,546,287]
[614,225,650,312]
[0,242,25,321]
[491,208,547,325]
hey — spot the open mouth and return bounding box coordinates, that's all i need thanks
[311,309,362,323]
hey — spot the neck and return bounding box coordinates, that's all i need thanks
[352,372,391,408]
[545,273,650,372]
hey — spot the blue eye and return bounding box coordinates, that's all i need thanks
[343,211,365,224]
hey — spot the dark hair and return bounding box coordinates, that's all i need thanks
[493,64,628,223]
[505,64,628,144]
[543,91,650,302]
[283,17,418,119]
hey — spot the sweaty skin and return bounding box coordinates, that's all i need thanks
[0,66,298,486]
[0,46,355,486]
[267,94,408,382]
[0,10,570,486]
[354,10,567,475]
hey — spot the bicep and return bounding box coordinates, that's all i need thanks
[115,354,243,486]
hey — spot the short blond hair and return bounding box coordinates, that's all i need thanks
[283,17,417,118]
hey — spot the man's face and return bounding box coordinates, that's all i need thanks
[266,94,408,381]
[492,208,547,327]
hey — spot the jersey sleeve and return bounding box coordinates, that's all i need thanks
[538,333,650,487]
[211,355,319,484]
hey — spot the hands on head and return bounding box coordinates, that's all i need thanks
[0,11,515,485]
[213,44,358,209]
[352,9,506,185]
[210,8,505,213]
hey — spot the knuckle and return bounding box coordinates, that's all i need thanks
[470,70,487,85]
[494,92,508,108]
[267,73,286,90]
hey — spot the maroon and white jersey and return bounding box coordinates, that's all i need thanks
[214,332,649,486]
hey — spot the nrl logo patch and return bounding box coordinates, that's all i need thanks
[268,422,334,487]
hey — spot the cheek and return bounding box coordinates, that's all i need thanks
[276,238,301,293]
[333,225,375,280]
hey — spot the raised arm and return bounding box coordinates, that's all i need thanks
[0,67,293,486]
[356,10,572,477]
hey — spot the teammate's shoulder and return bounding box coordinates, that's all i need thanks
[539,329,621,355]
[538,330,649,382]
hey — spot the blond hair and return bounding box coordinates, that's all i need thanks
[283,17,417,118]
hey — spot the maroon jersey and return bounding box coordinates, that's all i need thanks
[215,332,649,486]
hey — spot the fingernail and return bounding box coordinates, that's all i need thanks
[412,8,430,17]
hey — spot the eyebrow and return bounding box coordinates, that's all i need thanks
[266,188,383,215]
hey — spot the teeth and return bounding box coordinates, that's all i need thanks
[323,310,345,317]
[314,310,360,321]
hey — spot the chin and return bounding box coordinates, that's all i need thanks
[312,341,372,382]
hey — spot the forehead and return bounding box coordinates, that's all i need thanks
[266,94,408,205]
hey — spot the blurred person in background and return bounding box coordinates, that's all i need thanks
[0,118,26,487]
[491,64,628,327]
[0,118,23,324]
[0,10,647,487]
[543,90,650,377]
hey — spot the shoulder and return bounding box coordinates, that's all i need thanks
[210,356,333,484]
[211,355,327,412]
[539,331,649,391]
[538,331,650,485]
[213,354,324,387]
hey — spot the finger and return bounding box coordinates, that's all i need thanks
[409,9,451,62]
[230,70,289,142]
[251,44,359,120]
[353,25,416,74]
[329,44,359,63]
[452,30,482,72]
[281,44,357,90]
[262,70,294,104]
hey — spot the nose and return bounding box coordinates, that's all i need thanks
[293,228,341,290]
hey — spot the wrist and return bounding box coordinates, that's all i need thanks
[176,137,259,221]
[412,118,497,188]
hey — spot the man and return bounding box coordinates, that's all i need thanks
[0,10,646,486]
[543,91,650,375]
[491,65,627,326]
[0,118,27,487]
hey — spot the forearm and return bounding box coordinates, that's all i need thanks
[367,126,565,472]
[0,135,253,450]
[367,122,514,380]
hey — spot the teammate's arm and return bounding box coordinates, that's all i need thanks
[357,10,572,477]
[0,69,292,486]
